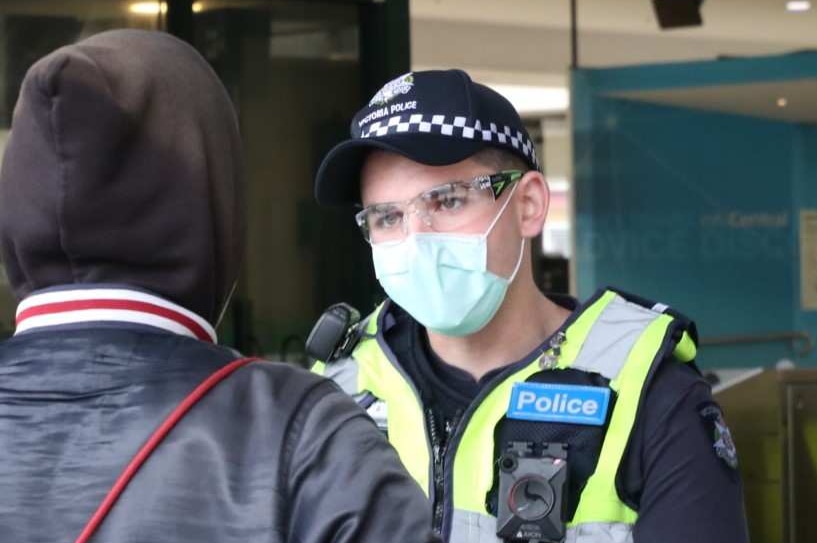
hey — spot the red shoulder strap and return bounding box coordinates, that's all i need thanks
[74,356,261,543]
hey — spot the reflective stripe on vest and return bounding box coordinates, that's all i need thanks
[314,304,432,495]
[313,291,696,542]
[449,510,633,543]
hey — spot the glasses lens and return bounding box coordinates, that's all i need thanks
[423,182,495,232]
[357,175,510,243]
[355,209,371,241]
[359,204,405,243]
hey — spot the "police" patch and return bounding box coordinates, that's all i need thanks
[506,382,611,426]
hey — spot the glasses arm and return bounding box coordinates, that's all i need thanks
[487,170,525,199]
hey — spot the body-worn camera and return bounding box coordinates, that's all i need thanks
[496,441,569,543]
[305,303,361,362]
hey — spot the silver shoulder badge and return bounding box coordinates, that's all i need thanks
[699,402,738,470]
[368,72,414,107]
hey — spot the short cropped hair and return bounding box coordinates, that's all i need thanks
[471,147,531,173]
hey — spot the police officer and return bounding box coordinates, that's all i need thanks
[312,70,749,543]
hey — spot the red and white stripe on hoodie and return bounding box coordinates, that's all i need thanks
[15,287,216,343]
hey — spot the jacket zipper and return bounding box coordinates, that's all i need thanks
[437,371,519,541]
[426,408,445,533]
[426,407,462,536]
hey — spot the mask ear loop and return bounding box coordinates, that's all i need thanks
[482,180,527,282]
[482,180,521,239]
[506,237,527,283]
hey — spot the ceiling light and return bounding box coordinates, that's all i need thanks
[777,97,788,107]
[129,2,167,15]
[486,84,569,115]
[129,2,203,15]
[786,1,811,12]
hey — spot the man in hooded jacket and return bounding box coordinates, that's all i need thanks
[0,29,438,543]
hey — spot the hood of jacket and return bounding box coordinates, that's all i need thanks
[0,29,244,324]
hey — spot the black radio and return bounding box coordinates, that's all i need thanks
[496,441,569,543]
[305,303,361,362]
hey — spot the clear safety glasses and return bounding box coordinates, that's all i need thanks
[355,170,525,244]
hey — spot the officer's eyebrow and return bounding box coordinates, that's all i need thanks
[363,179,466,209]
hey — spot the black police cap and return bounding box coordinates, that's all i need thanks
[314,69,541,205]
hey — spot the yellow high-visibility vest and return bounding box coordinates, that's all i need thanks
[314,289,697,543]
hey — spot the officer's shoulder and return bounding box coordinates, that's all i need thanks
[602,287,699,354]
[634,357,710,442]
[603,286,695,326]
[611,288,701,368]
[650,355,706,391]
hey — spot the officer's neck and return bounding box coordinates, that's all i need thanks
[426,272,570,381]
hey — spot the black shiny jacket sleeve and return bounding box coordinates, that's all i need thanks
[621,360,750,543]
[285,381,440,543]
[0,329,438,543]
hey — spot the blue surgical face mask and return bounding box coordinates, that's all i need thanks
[371,184,525,336]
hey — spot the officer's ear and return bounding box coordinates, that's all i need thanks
[515,171,549,239]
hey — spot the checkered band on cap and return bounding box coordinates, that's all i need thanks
[360,114,541,171]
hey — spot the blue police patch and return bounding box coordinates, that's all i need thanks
[507,382,611,426]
